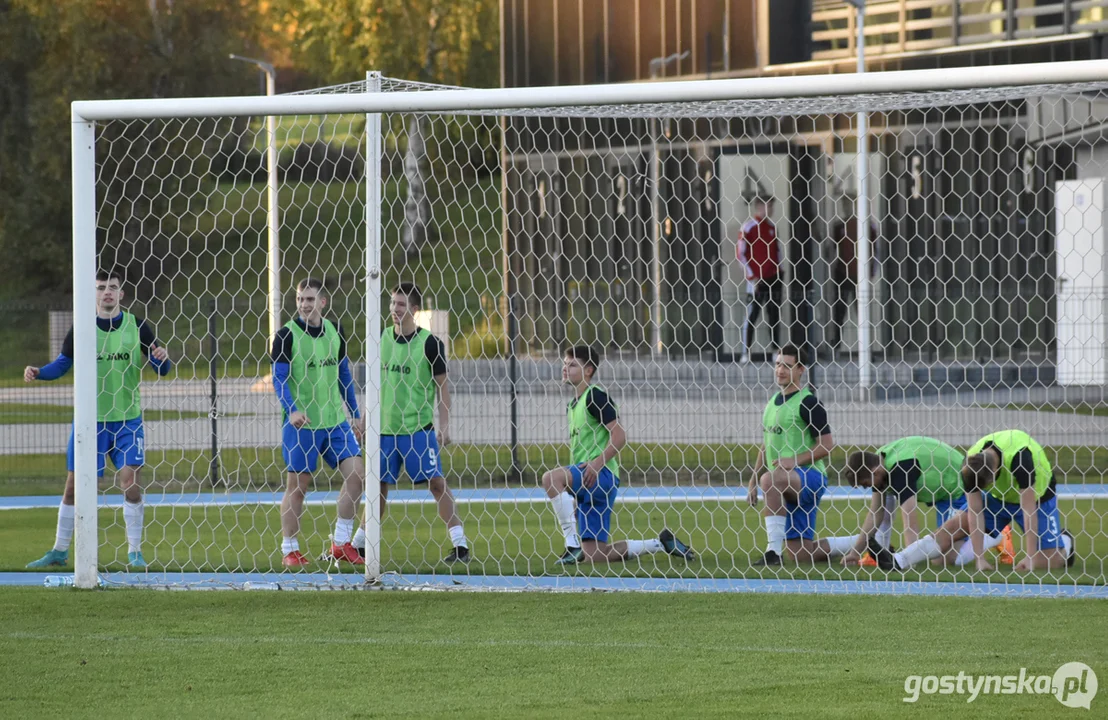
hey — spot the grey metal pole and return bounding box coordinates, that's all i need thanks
[648,51,690,357]
[230,54,280,344]
[846,1,873,391]
[208,296,220,488]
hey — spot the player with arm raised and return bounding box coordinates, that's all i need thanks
[541,345,695,565]
[748,345,854,566]
[352,282,470,564]
[25,269,172,569]
[271,278,366,567]
[872,430,1075,573]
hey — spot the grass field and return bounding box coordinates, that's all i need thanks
[1,589,1105,718]
[3,494,1106,586]
[3,442,1108,489]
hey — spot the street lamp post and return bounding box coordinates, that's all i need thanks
[844,1,872,392]
[230,54,280,345]
[647,50,690,357]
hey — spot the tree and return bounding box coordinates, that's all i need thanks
[0,0,263,295]
[268,0,498,257]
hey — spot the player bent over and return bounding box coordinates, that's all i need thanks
[871,430,1075,573]
[842,436,996,568]
[542,346,695,565]
[272,278,365,567]
[748,345,855,566]
[25,269,172,569]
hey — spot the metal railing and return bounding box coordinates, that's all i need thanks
[811,0,1108,62]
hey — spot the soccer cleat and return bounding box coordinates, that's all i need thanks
[555,547,584,565]
[995,525,1015,565]
[1062,529,1076,569]
[659,529,697,561]
[866,537,897,571]
[444,546,471,564]
[753,550,782,567]
[26,549,68,569]
[126,551,147,569]
[859,544,895,567]
[330,542,366,566]
[282,550,311,567]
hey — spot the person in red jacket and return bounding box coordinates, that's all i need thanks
[737,197,782,363]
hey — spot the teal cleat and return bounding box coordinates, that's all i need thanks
[127,551,147,569]
[555,546,584,565]
[26,549,69,569]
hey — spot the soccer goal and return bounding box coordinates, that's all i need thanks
[63,61,1108,595]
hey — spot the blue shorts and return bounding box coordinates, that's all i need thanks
[981,493,1064,550]
[785,466,828,541]
[932,495,968,526]
[380,429,443,485]
[566,465,620,544]
[282,422,361,474]
[67,417,145,477]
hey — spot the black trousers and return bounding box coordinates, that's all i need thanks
[743,275,783,355]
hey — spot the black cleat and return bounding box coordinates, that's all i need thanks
[753,550,782,567]
[659,529,697,561]
[355,545,366,559]
[444,546,471,564]
[1062,530,1076,568]
[866,536,897,571]
[556,546,585,565]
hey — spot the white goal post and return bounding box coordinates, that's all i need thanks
[67,59,1108,592]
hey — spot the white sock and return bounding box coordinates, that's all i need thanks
[123,500,144,553]
[624,539,664,558]
[1062,533,1074,558]
[952,532,1004,566]
[765,516,787,555]
[876,495,897,547]
[334,517,355,545]
[54,502,75,553]
[550,492,580,548]
[449,524,468,549]
[893,536,941,570]
[281,537,300,554]
[823,536,857,558]
[352,526,366,550]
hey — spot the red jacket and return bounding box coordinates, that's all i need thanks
[737,217,780,281]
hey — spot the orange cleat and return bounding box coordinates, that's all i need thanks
[859,552,878,567]
[330,542,366,566]
[282,550,311,567]
[995,525,1015,565]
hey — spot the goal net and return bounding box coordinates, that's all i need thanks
[61,62,1108,595]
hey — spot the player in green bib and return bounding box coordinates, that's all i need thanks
[350,283,470,564]
[876,430,1075,573]
[541,346,695,565]
[842,437,999,568]
[748,345,850,566]
[271,278,366,567]
[24,269,172,570]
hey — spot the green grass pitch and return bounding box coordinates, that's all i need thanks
[0,589,1105,718]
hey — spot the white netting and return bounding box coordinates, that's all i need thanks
[33,71,1108,594]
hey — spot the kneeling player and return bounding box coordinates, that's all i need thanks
[542,346,695,565]
[872,430,1075,573]
[748,345,856,565]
